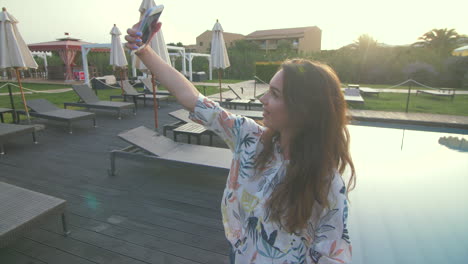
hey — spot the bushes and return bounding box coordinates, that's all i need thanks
[254,62,282,83]
[222,37,467,89]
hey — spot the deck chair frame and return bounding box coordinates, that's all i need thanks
[0,108,16,123]
[141,78,171,96]
[416,88,455,101]
[344,88,365,104]
[0,123,37,155]
[166,108,263,145]
[65,85,136,119]
[110,80,170,108]
[0,182,70,248]
[109,126,231,176]
[223,86,262,110]
[15,99,96,134]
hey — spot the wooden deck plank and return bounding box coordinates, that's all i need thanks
[63,216,229,264]
[31,228,147,264]
[27,228,190,264]
[0,248,47,264]
[11,237,97,264]
[69,214,228,254]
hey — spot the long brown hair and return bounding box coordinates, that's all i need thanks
[256,59,356,233]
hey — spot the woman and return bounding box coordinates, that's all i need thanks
[126,22,356,264]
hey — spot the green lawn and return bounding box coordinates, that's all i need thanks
[201,79,245,84]
[348,93,468,116]
[1,81,467,124]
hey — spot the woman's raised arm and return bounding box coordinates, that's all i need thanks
[125,25,199,112]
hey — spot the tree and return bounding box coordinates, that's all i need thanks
[167,42,184,47]
[227,40,262,79]
[348,34,379,83]
[352,34,378,51]
[413,28,460,56]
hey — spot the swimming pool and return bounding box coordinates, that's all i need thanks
[347,124,468,264]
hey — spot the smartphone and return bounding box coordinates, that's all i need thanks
[138,5,164,45]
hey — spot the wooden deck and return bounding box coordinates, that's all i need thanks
[349,109,468,129]
[0,101,230,264]
[1,99,467,264]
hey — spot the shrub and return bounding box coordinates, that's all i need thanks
[255,62,282,83]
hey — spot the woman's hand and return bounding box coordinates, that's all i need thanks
[125,22,162,51]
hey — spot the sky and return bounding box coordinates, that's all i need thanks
[2,0,468,50]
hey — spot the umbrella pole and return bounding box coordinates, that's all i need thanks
[218,70,222,102]
[119,69,125,96]
[15,69,30,124]
[254,79,257,98]
[7,83,17,123]
[151,76,159,130]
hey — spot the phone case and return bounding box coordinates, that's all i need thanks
[133,5,164,52]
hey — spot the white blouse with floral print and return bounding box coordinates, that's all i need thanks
[189,94,352,264]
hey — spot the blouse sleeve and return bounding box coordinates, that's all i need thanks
[308,176,352,264]
[189,94,261,152]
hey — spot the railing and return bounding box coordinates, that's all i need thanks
[253,76,268,85]
[253,76,269,98]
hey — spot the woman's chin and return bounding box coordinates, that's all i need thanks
[262,119,272,129]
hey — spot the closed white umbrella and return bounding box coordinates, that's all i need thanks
[133,0,169,130]
[110,24,128,95]
[210,19,230,102]
[0,7,38,123]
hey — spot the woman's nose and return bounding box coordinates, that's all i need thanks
[260,94,267,105]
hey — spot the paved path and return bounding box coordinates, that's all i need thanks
[0,88,72,96]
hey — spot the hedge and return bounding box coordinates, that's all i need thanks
[255,62,282,83]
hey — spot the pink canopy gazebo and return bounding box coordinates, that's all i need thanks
[28,34,108,81]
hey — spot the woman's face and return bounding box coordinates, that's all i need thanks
[260,70,289,132]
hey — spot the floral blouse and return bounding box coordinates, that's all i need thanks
[189,95,352,264]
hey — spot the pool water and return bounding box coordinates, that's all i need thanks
[347,125,468,264]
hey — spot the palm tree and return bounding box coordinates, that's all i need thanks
[349,34,379,83]
[413,28,460,56]
[353,34,378,51]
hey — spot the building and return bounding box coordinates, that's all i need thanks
[185,26,322,54]
[185,30,245,53]
[245,26,322,53]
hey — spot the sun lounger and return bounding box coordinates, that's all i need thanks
[0,123,37,155]
[109,126,231,176]
[165,108,263,145]
[141,78,171,96]
[15,99,96,134]
[223,86,262,110]
[109,80,170,108]
[169,109,263,123]
[163,108,213,145]
[344,88,365,104]
[0,108,16,123]
[172,122,214,145]
[109,80,147,108]
[65,85,135,119]
[416,88,455,100]
[0,181,69,248]
[359,87,380,96]
[347,84,379,97]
